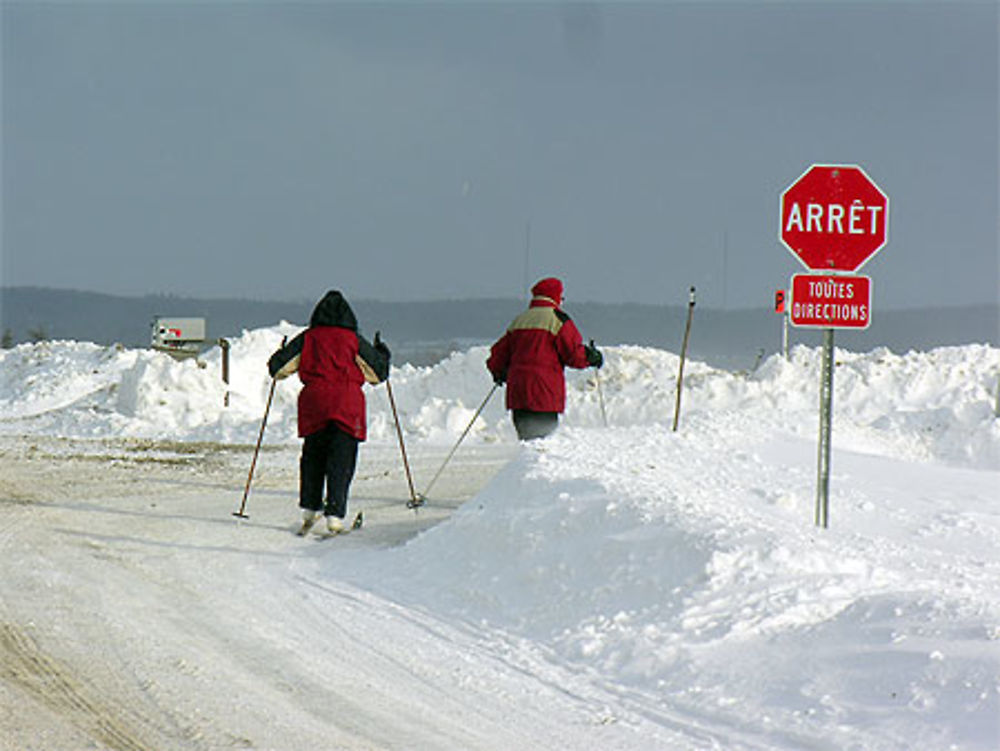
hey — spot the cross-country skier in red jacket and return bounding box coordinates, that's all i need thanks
[268,290,390,535]
[487,277,603,440]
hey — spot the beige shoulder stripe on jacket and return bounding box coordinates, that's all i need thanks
[508,307,563,336]
[273,351,379,384]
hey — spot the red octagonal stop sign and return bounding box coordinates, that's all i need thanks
[780,164,888,272]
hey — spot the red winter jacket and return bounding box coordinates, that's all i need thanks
[487,298,590,414]
[268,291,389,441]
[295,327,369,439]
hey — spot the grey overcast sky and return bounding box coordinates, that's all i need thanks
[2,1,997,309]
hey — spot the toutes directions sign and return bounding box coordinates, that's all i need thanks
[789,274,871,329]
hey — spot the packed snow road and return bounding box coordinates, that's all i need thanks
[0,435,504,750]
[0,435,696,750]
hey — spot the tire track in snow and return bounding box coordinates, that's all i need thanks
[0,622,151,751]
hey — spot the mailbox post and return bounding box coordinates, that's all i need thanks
[219,338,231,407]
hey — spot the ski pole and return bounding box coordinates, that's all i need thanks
[672,287,696,432]
[418,382,498,504]
[385,379,421,509]
[234,335,286,519]
[595,367,608,427]
[590,339,608,427]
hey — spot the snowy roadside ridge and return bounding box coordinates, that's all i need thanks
[1,331,997,469]
[331,415,1000,749]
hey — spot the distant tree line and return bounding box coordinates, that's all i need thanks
[2,325,49,347]
[1,287,997,370]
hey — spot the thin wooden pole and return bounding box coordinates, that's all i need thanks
[672,287,696,432]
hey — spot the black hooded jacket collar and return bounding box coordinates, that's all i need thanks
[310,290,358,331]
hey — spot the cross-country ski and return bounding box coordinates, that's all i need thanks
[307,511,364,539]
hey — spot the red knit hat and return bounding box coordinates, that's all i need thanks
[531,277,563,305]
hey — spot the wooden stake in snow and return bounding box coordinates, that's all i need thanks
[672,287,696,432]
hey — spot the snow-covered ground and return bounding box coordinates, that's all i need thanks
[1,325,998,750]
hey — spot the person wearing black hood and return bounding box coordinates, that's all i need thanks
[267,291,390,535]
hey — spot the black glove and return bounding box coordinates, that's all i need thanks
[374,331,391,360]
[585,340,603,369]
[491,369,506,386]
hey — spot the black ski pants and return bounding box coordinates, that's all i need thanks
[299,423,359,519]
[512,409,559,441]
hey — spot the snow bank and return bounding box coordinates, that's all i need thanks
[2,327,997,468]
[339,412,1000,748]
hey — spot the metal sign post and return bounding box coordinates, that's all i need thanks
[774,289,789,359]
[783,310,789,360]
[816,329,834,528]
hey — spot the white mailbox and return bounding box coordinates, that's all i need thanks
[151,317,206,358]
